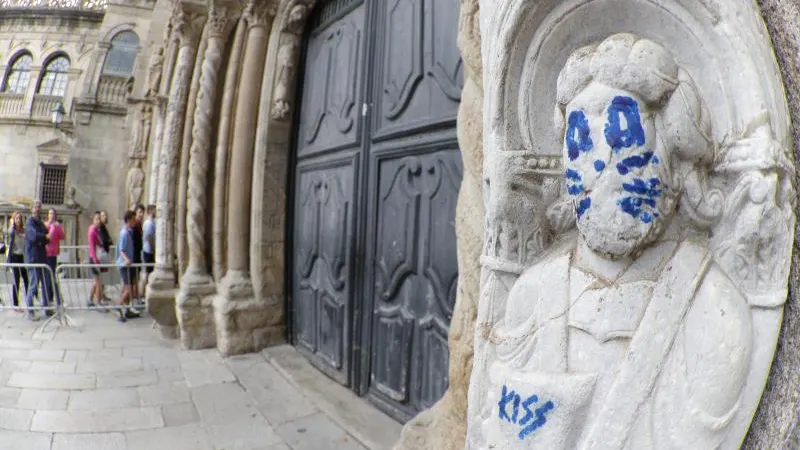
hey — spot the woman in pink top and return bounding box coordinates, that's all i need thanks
[87,212,106,309]
[44,209,65,306]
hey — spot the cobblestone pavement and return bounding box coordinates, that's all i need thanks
[0,309,393,450]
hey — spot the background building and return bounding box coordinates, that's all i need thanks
[0,0,160,240]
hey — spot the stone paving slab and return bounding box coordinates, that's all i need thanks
[0,310,397,449]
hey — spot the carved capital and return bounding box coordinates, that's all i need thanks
[206,0,239,39]
[172,1,207,47]
[244,0,278,30]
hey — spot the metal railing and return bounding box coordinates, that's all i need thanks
[0,261,155,332]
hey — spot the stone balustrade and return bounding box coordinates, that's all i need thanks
[96,75,130,105]
[0,93,25,117]
[31,94,61,119]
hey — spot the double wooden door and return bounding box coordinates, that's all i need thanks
[289,0,463,422]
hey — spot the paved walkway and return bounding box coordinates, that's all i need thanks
[0,309,400,450]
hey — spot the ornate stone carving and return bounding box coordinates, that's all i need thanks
[467,3,796,447]
[244,0,278,29]
[172,2,207,48]
[281,1,311,35]
[271,39,299,121]
[206,0,237,39]
[126,162,145,209]
[185,0,235,276]
[145,46,164,99]
[128,103,153,160]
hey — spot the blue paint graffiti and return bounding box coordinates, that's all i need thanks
[565,168,582,181]
[594,160,606,173]
[616,151,655,175]
[566,110,594,161]
[604,96,645,152]
[576,197,592,219]
[618,178,662,223]
[498,384,555,441]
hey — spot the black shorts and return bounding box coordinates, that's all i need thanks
[119,267,134,286]
[143,252,155,273]
[90,260,108,276]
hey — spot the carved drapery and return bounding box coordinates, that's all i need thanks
[185,0,237,278]
[270,0,311,121]
[151,2,206,280]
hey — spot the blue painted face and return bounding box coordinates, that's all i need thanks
[562,90,664,225]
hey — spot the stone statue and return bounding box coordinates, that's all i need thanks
[470,33,795,450]
[126,162,145,209]
[145,47,164,99]
[271,40,298,121]
[128,103,152,159]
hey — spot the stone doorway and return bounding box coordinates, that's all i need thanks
[288,0,464,422]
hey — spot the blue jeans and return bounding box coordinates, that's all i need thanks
[26,265,53,314]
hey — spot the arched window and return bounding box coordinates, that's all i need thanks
[103,31,140,77]
[38,56,70,97]
[2,53,33,94]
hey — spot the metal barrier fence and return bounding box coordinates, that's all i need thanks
[0,262,156,332]
[59,245,117,265]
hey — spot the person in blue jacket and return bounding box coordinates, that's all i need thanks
[24,201,53,321]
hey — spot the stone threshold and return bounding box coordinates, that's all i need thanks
[263,345,402,450]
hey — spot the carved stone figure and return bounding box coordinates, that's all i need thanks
[126,162,145,209]
[128,103,153,160]
[468,32,796,450]
[271,40,298,121]
[145,47,164,99]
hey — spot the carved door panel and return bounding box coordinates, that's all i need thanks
[362,0,464,421]
[290,0,463,422]
[291,0,367,386]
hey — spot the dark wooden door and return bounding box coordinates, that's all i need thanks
[290,0,463,421]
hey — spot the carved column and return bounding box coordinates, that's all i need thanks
[147,27,179,206]
[176,25,210,278]
[212,18,247,282]
[176,0,237,350]
[146,1,207,339]
[215,0,277,356]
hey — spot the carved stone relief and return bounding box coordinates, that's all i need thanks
[271,39,299,121]
[467,2,796,449]
[126,161,145,209]
[145,46,164,99]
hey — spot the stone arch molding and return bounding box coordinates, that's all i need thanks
[468,1,796,449]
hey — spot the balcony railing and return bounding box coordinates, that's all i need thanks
[31,94,62,119]
[96,75,130,105]
[0,93,25,117]
[0,0,106,10]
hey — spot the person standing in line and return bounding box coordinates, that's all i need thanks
[44,209,65,308]
[6,212,28,312]
[132,205,145,308]
[142,205,156,278]
[24,201,52,321]
[87,212,107,310]
[115,210,141,323]
[98,210,113,303]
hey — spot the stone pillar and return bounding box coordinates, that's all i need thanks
[147,30,179,206]
[214,0,277,356]
[146,1,207,339]
[212,18,247,282]
[176,26,210,278]
[176,0,237,350]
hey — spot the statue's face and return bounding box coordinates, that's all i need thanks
[562,82,674,257]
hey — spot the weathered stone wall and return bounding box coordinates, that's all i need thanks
[743,1,800,448]
[393,0,483,448]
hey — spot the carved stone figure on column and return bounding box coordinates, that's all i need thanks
[126,162,145,209]
[474,33,795,450]
[145,47,164,99]
[271,40,298,121]
[128,104,153,160]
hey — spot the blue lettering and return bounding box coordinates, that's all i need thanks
[616,151,655,175]
[518,401,555,440]
[604,96,645,152]
[498,385,517,422]
[618,177,662,223]
[566,110,594,161]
